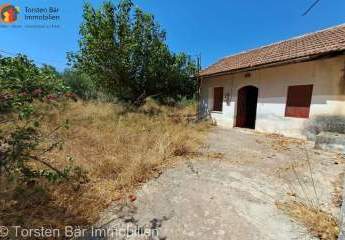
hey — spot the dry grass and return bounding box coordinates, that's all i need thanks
[332,172,344,207]
[276,201,339,240]
[266,133,305,152]
[0,99,210,230]
[273,135,341,240]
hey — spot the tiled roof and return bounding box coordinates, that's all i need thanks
[200,24,345,77]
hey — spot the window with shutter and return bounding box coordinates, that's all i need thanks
[285,85,313,118]
[213,87,223,112]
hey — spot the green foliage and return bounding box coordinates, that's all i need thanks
[62,69,97,100]
[1,126,39,177]
[0,55,68,114]
[0,54,73,183]
[69,0,197,104]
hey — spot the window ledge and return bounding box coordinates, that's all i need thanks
[211,111,223,114]
[284,115,309,119]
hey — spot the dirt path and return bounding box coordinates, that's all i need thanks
[90,128,345,240]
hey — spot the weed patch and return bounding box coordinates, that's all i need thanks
[277,201,339,240]
[0,100,210,230]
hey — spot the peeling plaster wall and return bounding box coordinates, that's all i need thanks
[199,55,345,139]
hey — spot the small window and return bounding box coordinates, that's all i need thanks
[285,85,313,118]
[213,87,224,112]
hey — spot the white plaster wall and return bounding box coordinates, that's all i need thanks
[199,55,345,139]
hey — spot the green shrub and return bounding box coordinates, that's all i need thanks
[62,69,98,100]
[0,54,72,182]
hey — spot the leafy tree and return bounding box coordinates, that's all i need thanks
[68,0,197,104]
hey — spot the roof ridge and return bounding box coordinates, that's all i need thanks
[202,23,345,72]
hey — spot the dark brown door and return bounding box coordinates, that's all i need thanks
[213,87,224,111]
[236,86,258,129]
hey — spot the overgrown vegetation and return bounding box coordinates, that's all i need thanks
[0,55,71,181]
[276,201,339,240]
[0,54,206,229]
[0,100,209,229]
[273,136,341,240]
[0,0,205,232]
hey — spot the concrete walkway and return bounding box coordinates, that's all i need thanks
[92,128,344,240]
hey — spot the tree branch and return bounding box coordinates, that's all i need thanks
[28,155,67,178]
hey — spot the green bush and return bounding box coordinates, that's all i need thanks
[0,54,72,182]
[0,55,68,114]
[62,69,97,100]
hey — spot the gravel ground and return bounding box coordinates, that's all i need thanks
[86,127,345,240]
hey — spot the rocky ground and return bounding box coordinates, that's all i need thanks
[86,127,345,240]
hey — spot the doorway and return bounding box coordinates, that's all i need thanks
[235,86,258,129]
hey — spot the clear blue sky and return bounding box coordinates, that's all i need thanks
[1,0,344,71]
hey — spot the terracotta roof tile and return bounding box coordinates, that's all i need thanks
[200,24,345,76]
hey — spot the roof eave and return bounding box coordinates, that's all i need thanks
[200,50,345,79]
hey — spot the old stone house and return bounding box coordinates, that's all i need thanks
[199,24,345,139]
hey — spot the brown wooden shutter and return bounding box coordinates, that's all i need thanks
[285,85,313,118]
[213,87,223,112]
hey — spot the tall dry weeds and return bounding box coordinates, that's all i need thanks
[276,140,340,240]
[276,201,339,240]
[0,100,210,229]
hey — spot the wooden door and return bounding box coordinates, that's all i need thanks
[236,86,258,129]
[236,88,247,127]
[213,87,223,111]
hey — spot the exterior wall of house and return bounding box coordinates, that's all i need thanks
[199,55,345,139]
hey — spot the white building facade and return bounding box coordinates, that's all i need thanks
[199,25,345,139]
